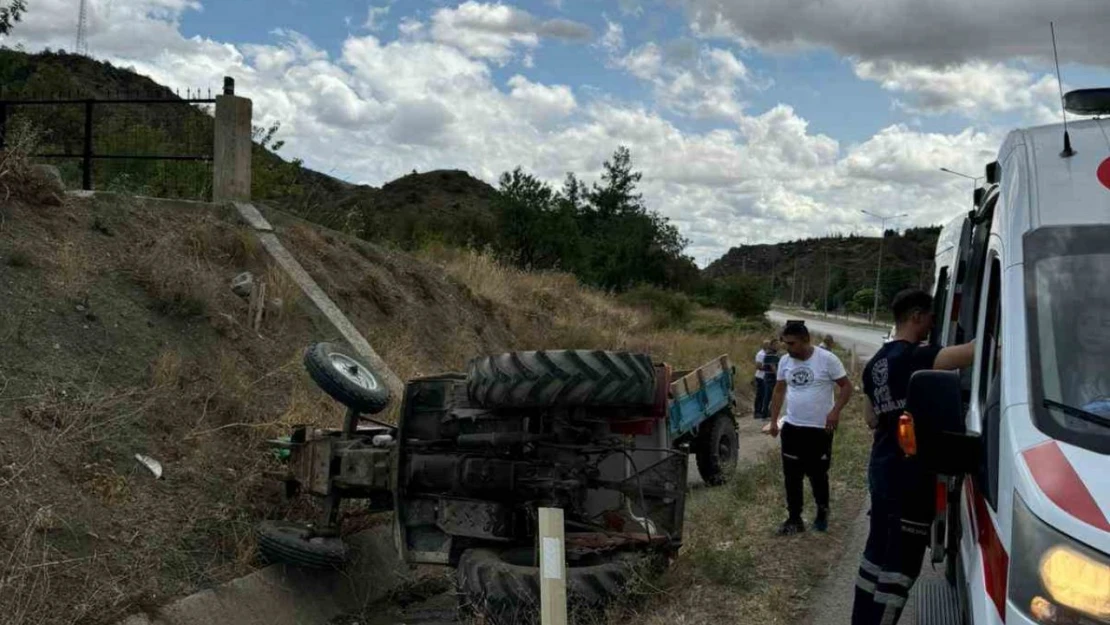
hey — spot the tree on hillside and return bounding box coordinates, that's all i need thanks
[697,275,771,318]
[579,146,689,291]
[494,167,581,270]
[493,147,693,292]
[850,288,875,314]
[0,0,27,36]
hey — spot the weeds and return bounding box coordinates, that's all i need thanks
[6,248,32,267]
[619,285,694,329]
[0,118,57,205]
[616,391,873,625]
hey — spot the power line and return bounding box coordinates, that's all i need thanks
[860,209,907,323]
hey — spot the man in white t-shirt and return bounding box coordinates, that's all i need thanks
[768,321,853,535]
[753,341,769,419]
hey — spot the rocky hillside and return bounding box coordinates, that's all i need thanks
[705,227,941,312]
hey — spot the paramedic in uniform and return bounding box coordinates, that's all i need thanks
[852,290,974,625]
[768,322,852,534]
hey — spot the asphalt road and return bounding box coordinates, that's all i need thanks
[767,310,887,361]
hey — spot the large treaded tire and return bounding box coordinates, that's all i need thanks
[303,342,391,414]
[466,350,656,408]
[457,547,639,624]
[695,413,738,486]
[256,520,348,569]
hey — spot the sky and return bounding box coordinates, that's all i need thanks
[8,0,1110,265]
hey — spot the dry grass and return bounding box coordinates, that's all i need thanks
[610,384,872,625]
[0,119,65,207]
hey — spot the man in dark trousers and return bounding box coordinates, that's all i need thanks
[851,289,975,625]
[768,322,852,534]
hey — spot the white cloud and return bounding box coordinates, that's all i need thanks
[854,60,1061,124]
[598,19,624,55]
[618,0,644,17]
[428,1,592,64]
[679,0,1110,68]
[364,4,391,32]
[6,0,1007,266]
[614,40,762,122]
[839,124,998,187]
[507,75,577,127]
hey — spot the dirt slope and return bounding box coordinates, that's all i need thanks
[0,194,519,625]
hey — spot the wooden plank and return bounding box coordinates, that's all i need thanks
[253,280,267,331]
[670,354,733,398]
[538,508,567,625]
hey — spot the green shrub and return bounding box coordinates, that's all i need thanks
[699,275,771,319]
[620,284,694,328]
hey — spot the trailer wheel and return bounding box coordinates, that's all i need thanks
[303,342,391,414]
[456,547,640,624]
[466,350,656,408]
[695,413,738,486]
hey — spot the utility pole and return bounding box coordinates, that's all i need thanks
[770,260,777,303]
[823,247,831,318]
[861,210,907,323]
[791,254,798,305]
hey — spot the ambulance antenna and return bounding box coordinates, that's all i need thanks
[1051,22,1075,158]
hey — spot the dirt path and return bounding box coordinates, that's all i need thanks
[797,496,942,625]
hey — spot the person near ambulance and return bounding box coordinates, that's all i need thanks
[851,289,975,625]
[768,322,853,534]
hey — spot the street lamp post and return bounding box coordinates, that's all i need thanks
[861,210,907,324]
[939,167,983,192]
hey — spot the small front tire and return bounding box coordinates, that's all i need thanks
[303,342,391,414]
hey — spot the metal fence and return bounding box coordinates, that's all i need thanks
[0,82,225,201]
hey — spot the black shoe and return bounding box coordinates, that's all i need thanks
[814,507,829,532]
[777,517,805,536]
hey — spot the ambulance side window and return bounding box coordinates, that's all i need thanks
[977,256,1003,509]
[978,258,1002,405]
[930,267,950,346]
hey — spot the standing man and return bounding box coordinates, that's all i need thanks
[759,340,781,420]
[851,289,975,625]
[769,322,853,534]
[753,340,770,419]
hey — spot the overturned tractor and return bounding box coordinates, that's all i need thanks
[260,343,737,621]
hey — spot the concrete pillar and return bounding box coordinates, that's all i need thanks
[213,78,252,203]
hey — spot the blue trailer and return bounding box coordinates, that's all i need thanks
[667,355,739,485]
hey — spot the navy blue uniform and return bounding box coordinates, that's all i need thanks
[851,340,941,625]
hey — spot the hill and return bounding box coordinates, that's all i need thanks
[704,226,941,315]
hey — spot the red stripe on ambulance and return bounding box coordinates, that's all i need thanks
[1023,441,1110,532]
[966,479,1009,621]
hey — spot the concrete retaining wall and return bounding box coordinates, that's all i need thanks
[118,526,408,625]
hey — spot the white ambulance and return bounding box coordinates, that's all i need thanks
[912,88,1110,625]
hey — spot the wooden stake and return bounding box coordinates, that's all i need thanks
[538,507,567,625]
[253,280,267,331]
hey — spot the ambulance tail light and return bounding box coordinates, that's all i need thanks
[898,413,917,457]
